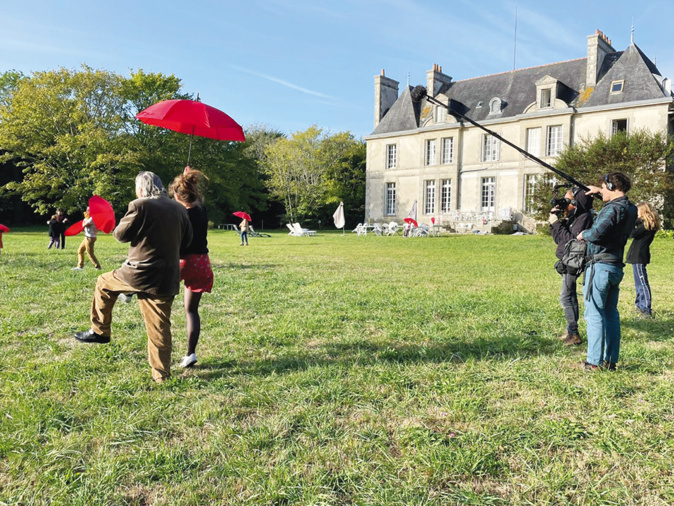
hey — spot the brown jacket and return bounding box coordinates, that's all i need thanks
[113,195,192,296]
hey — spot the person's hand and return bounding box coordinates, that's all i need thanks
[576,232,585,241]
[548,213,559,225]
[584,185,601,196]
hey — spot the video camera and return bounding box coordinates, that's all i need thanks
[550,184,573,215]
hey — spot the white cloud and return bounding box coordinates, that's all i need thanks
[231,65,336,100]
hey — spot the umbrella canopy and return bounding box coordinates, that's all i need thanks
[0,223,9,233]
[89,195,115,234]
[233,211,252,222]
[65,220,84,236]
[404,217,418,227]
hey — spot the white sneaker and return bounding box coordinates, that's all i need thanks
[118,293,134,304]
[71,266,83,270]
[179,353,197,368]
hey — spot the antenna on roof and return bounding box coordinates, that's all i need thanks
[513,5,518,71]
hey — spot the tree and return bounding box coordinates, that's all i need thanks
[532,129,674,225]
[0,66,140,214]
[261,126,365,225]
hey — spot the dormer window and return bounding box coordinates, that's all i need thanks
[435,106,446,123]
[540,88,552,108]
[489,98,502,114]
[610,80,624,94]
[476,101,483,108]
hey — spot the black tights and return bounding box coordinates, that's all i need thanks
[184,289,203,356]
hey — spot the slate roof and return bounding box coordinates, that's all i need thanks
[372,44,670,136]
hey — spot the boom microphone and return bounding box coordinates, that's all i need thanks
[411,85,593,193]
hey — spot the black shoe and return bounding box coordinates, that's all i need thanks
[74,329,110,343]
[601,361,617,371]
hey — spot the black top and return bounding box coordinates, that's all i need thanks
[550,189,594,260]
[182,204,209,256]
[47,219,59,238]
[625,220,656,265]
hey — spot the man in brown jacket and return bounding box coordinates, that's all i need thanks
[74,172,193,383]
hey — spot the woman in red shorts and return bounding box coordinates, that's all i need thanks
[170,168,213,368]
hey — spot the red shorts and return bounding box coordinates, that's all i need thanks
[180,254,213,293]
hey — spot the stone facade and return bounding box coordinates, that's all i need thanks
[364,31,674,231]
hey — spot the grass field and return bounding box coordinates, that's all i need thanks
[1,228,673,505]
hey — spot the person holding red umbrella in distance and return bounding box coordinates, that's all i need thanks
[236,212,251,246]
[169,167,213,368]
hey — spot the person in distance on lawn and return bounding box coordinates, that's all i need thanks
[576,172,637,372]
[47,214,60,249]
[74,171,193,383]
[72,208,101,270]
[625,202,659,318]
[169,167,213,369]
[549,187,594,347]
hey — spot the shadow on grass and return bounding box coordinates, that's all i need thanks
[195,333,563,381]
[212,263,279,270]
[621,311,674,343]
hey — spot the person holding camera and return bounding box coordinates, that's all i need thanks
[576,172,637,371]
[549,187,594,346]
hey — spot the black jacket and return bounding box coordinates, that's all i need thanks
[550,190,594,260]
[625,220,656,265]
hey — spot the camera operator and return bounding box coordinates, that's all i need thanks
[576,172,637,371]
[548,187,594,346]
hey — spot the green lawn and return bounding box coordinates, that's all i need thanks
[1,229,673,505]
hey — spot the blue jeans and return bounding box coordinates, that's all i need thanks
[632,264,652,315]
[240,231,248,245]
[583,263,624,366]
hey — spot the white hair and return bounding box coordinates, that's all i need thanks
[135,171,166,198]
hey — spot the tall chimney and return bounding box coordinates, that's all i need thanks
[426,63,452,97]
[586,30,615,88]
[374,70,399,127]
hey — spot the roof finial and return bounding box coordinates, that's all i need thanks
[631,19,634,44]
[407,71,410,86]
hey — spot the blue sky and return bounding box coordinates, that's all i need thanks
[1,0,673,139]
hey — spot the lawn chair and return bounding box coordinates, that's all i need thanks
[352,223,362,234]
[293,223,316,237]
[385,222,399,236]
[249,225,271,238]
[287,223,303,236]
[373,224,384,236]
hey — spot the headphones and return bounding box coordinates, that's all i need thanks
[570,187,582,206]
[604,174,615,191]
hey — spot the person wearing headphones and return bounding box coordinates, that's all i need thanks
[549,187,594,346]
[576,172,637,371]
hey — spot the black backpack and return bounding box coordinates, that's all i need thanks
[561,239,588,276]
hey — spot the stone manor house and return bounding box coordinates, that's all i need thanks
[364,30,674,231]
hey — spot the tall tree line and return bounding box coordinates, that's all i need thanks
[0,66,366,229]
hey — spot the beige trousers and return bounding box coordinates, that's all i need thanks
[77,237,101,268]
[91,271,174,381]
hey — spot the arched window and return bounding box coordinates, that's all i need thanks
[489,98,501,114]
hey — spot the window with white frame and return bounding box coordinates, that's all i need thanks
[610,80,624,94]
[435,107,446,123]
[524,174,538,214]
[482,134,500,162]
[441,179,452,213]
[385,183,396,215]
[546,125,563,156]
[612,119,628,135]
[386,144,397,169]
[441,137,454,164]
[424,180,436,214]
[425,139,437,165]
[540,88,552,108]
[526,127,541,158]
[481,177,495,212]
[489,98,501,114]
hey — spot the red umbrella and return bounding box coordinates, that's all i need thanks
[404,217,418,227]
[0,224,9,233]
[65,220,84,236]
[89,195,115,234]
[136,98,245,165]
[233,211,252,222]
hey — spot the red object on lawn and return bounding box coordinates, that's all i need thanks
[65,221,84,236]
[89,195,115,234]
[136,98,245,165]
[404,217,418,227]
[0,223,9,233]
[233,211,252,222]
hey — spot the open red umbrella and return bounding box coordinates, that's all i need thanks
[0,224,9,233]
[65,220,84,236]
[404,217,418,227]
[89,195,115,234]
[136,97,245,165]
[233,211,252,222]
